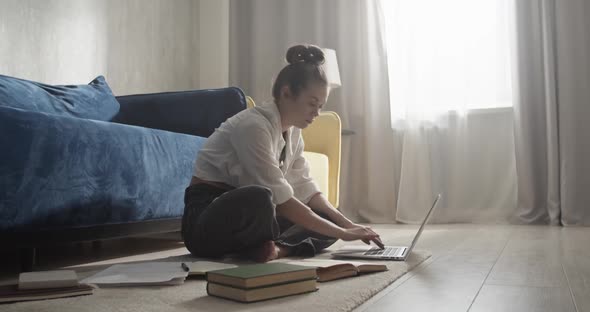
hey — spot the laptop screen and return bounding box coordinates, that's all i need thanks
[405,194,441,255]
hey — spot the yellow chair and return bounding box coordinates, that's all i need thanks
[246,96,341,208]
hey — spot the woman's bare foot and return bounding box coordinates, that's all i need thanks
[277,244,292,258]
[244,241,292,262]
[246,241,278,262]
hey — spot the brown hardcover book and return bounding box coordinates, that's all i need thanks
[286,259,388,282]
[207,279,317,303]
[0,283,94,304]
[206,263,317,289]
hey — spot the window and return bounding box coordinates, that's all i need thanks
[381,0,514,121]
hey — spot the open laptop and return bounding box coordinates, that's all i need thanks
[332,194,441,261]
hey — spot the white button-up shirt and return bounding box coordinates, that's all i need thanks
[193,101,320,205]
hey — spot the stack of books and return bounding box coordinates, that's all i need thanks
[206,263,318,303]
[0,270,94,303]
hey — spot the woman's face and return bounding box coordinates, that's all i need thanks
[280,82,329,130]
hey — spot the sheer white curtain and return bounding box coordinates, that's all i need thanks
[229,0,394,222]
[379,0,518,223]
[229,0,519,224]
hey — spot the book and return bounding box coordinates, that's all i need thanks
[206,263,317,289]
[285,259,388,282]
[0,283,94,303]
[207,279,317,303]
[80,262,188,287]
[18,270,79,290]
[181,261,238,276]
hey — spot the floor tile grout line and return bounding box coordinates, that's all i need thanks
[482,283,571,289]
[359,227,498,312]
[356,228,475,311]
[354,256,436,312]
[561,261,579,312]
[380,228,481,287]
[354,236,456,312]
[466,226,514,312]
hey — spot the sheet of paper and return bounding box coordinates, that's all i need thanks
[81,262,188,286]
[19,270,79,289]
[186,261,238,274]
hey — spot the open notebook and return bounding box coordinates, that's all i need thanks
[282,259,387,282]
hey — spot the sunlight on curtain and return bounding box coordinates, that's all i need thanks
[382,0,514,123]
[377,0,518,224]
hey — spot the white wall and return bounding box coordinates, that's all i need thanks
[198,0,229,89]
[0,0,229,95]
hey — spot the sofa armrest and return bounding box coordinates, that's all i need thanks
[302,111,341,208]
[0,106,205,232]
[113,87,247,138]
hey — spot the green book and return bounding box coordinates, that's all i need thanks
[206,263,317,289]
[207,279,317,303]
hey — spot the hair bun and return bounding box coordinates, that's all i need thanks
[286,44,325,66]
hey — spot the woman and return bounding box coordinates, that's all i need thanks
[182,44,383,262]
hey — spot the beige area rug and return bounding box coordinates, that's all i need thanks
[3,231,430,312]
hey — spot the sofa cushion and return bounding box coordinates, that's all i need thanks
[114,87,247,137]
[0,105,205,232]
[0,74,120,121]
[303,151,330,199]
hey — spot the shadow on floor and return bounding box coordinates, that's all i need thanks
[0,236,188,282]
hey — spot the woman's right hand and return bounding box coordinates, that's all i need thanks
[339,225,384,248]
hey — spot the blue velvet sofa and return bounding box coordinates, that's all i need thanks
[0,74,247,269]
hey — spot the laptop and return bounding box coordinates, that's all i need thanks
[332,194,441,261]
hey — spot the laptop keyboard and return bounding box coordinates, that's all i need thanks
[363,247,400,256]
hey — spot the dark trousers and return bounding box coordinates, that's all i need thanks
[181,183,337,258]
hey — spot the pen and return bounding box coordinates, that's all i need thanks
[181,262,189,272]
